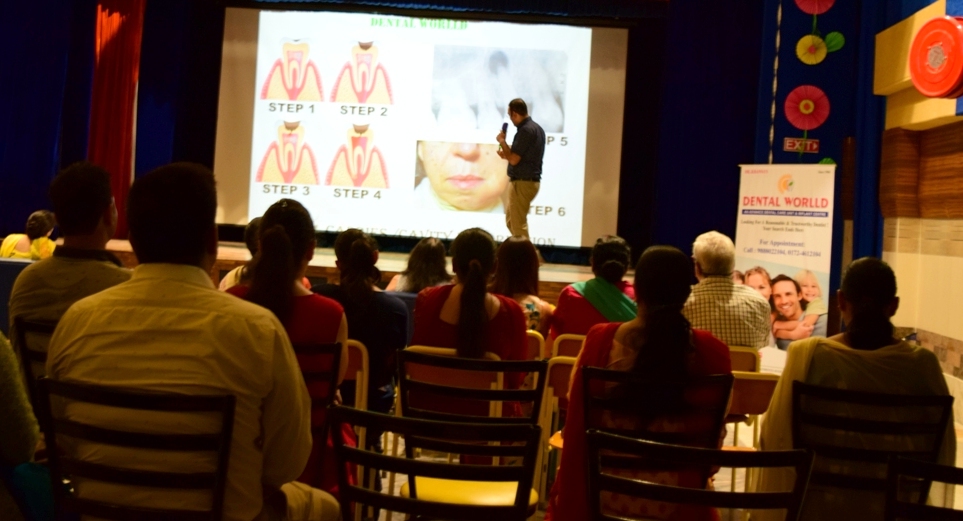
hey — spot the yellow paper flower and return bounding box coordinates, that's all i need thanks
[796,35,827,65]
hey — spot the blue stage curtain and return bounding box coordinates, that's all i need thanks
[135,0,225,178]
[0,0,95,237]
[651,0,765,252]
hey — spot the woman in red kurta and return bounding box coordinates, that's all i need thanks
[410,228,529,388]
[228,199,354,498]
[546,246,732,521]
[550,235,637,342]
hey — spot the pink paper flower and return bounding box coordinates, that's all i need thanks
[795,0,835,15]
[785,85,830,130]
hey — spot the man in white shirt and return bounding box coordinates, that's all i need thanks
[683,231,771,349]
[46,163,336,521]
[9,162,131,367]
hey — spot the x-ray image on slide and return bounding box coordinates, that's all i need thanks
[432,47,567,133]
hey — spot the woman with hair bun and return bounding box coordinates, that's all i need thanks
[410,228,529,385]
[754,257,954,521]
[227,199,351,503]
[549,235,636,342]
[1,210,57,260]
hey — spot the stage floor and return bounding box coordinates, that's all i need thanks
[106,239,595,304]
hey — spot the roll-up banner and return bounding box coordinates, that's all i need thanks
[734,164,835,350]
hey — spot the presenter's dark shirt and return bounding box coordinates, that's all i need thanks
[507,117,545,182]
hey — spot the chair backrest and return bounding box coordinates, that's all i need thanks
[331,406,540,521]
[792,381,954,493]
[728,371,779,417]
[526,330,544,360]
[552,334,585,358]
[885,456,963,521]
[293,342,343,440]
[12,316,57,409]
[546,356,576,413]
[344,339,369,411]
[586,431,814,521]
[582,367,734,449]
[728,346,760,372]
[36,378,235,521]
[398,348,547,424]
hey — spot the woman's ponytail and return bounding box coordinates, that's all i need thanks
[450,228,496,358]
[247,225,296,322]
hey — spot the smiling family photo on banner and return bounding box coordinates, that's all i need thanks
[734,164,836,350]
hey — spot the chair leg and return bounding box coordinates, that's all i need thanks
[730,422,740,492]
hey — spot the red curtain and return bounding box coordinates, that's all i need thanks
[88,0,145,239]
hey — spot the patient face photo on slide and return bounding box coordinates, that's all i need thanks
[431,47,567,133]
[415,141,508,212]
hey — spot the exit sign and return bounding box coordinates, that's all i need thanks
[783,137,820,153]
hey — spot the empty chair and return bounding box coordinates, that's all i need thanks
[728,346,760,372]
[330,406,540,521]
[526,330,545,361]
[12,317,56,409]
[586,431,814,521]
[551,333,585,358]
[885,456,963,521]
[36,378,235,521]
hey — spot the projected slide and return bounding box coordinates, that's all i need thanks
[248,11,592,247]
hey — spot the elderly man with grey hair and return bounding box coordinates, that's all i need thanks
[683,231,771,349]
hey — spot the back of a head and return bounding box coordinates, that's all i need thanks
[840,257,898,350]
[244,217,262,256]
[49,162,113,237]
[491,236,539,296]
[508,98,528,117]
[25,210,56,240]
[246,199,315,322]
[626,246,695,410]
[128,163,216,265]
[450,228,496,358]
[402,237,450,293]
[692,231,735,277]
[591,235,631,284]
[334,229,380,304]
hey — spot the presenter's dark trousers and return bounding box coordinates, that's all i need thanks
[506,179,540,239]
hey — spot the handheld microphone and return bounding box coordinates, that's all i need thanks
[501,122,508,134]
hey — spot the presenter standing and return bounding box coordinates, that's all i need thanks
[497,98,545,240]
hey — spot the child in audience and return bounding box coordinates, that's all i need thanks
[490,236,554,340]
[1,210,56,260]
[228,199,352,498]
[385,237,452,293]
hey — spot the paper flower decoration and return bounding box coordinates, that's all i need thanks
[824,32,845,52]
[785,85,830,130]
[795,0,834,15]
[796,35,828,65]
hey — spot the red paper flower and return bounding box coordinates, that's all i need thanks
[785,85,830,130]
[795,0,834,15]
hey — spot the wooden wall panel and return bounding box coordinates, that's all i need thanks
[920,120,963,219]
[879,128,920,218]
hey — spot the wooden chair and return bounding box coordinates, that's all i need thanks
[728,346,760,372]
[36,378,235,521]
[394,348,548,516]
[537,355,576,503]
[331,406,540,521]
[12,316,56,409]
[551,333,585,358]
[292,342,343,483]
[724,371,780,491]
[885,456,963,521]
[526,330,545,360]
[586,431,814,521]
[344,339,369,411]
[792,381,953,498]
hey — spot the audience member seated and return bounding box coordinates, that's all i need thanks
[771,274,827,350]
[385,237,452,293]
[490,236,554,339]
[549,235,636,341]
[683,231,770,349]
[410,227,528,387]
[46,164,339,521]
[546,246,732,521]
[229,199,351,500]
[1,210,56,260]
[0,331,41,521]
[755,257,954,521]
[314,229,408,448]
[9,163,130,342]
[218,216,261,291]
